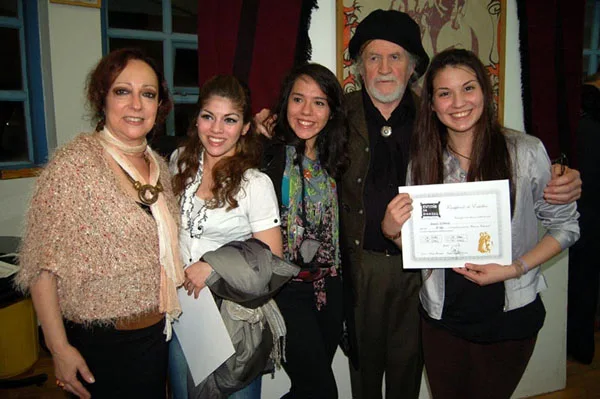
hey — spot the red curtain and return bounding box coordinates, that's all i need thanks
[517,0,585,165]
[197,0,317,113]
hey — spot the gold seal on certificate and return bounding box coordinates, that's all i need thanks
[478,232,492,254]
[400,180,512,269]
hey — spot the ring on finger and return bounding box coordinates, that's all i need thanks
[56,379,66,389]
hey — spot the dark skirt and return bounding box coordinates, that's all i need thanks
[421,316,536,399]
[65,318,168,399]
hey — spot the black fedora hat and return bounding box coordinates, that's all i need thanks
[349,9,430,76]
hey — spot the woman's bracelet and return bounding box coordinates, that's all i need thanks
[513,258,530,278]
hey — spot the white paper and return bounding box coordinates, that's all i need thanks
[400,180,512,269]
[172,286,235,386]
[0,254,19,278]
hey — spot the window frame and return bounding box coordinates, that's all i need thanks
[0,0,48,172]
[101,0,199,136]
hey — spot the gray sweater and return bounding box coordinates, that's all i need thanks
[418,130,580,320]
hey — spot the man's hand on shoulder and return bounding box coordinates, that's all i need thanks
[544,166,582,204]
[254,108,277,138]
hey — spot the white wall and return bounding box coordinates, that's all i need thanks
[0,1,101,238]
[502,0,525,132]
[0,1,567,398]
[0,177,36,237]
[47,3,101,147]
[309,0,338,73]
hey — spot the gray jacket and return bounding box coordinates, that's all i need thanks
[188,238,299,399]
[420,130,580,319]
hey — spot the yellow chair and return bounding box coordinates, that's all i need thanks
[0,297,39,378]
[0,236,46,388]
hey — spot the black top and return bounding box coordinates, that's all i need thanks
[421,269,546,343]
[259,137,287,208]
[362,89,415,254]
[137,202,153,216]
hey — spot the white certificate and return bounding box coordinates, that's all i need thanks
[400,180,512,269]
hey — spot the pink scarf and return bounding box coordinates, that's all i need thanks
[98,127,184,339]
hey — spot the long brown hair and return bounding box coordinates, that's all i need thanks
[171,75,261,210]
[410,49,514,209]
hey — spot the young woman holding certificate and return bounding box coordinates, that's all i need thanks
[380,49,580,399]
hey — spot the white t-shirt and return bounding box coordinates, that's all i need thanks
[177,168,281,266]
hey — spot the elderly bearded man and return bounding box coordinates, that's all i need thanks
[339,9,582,399]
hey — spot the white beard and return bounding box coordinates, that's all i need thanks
[365,78,407,104]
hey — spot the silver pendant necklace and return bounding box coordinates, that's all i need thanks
[380,126,392,138]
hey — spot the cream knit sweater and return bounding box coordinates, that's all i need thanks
[16,134,180,325]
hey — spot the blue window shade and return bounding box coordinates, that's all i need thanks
[0,0,47,170]
[24,0,48,167]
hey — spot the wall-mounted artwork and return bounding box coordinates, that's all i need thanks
[337,0,506,119]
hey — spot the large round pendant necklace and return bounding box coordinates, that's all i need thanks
[380,125,392,138]
[120,164,164,205]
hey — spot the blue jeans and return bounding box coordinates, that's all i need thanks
[229,376,262,399]
[168,333,188,399]
[168,332,262,399]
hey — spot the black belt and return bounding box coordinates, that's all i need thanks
[364,247,402,257]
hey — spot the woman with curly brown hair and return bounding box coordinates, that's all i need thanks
[16,48,183,398]
[168,75,282,399]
